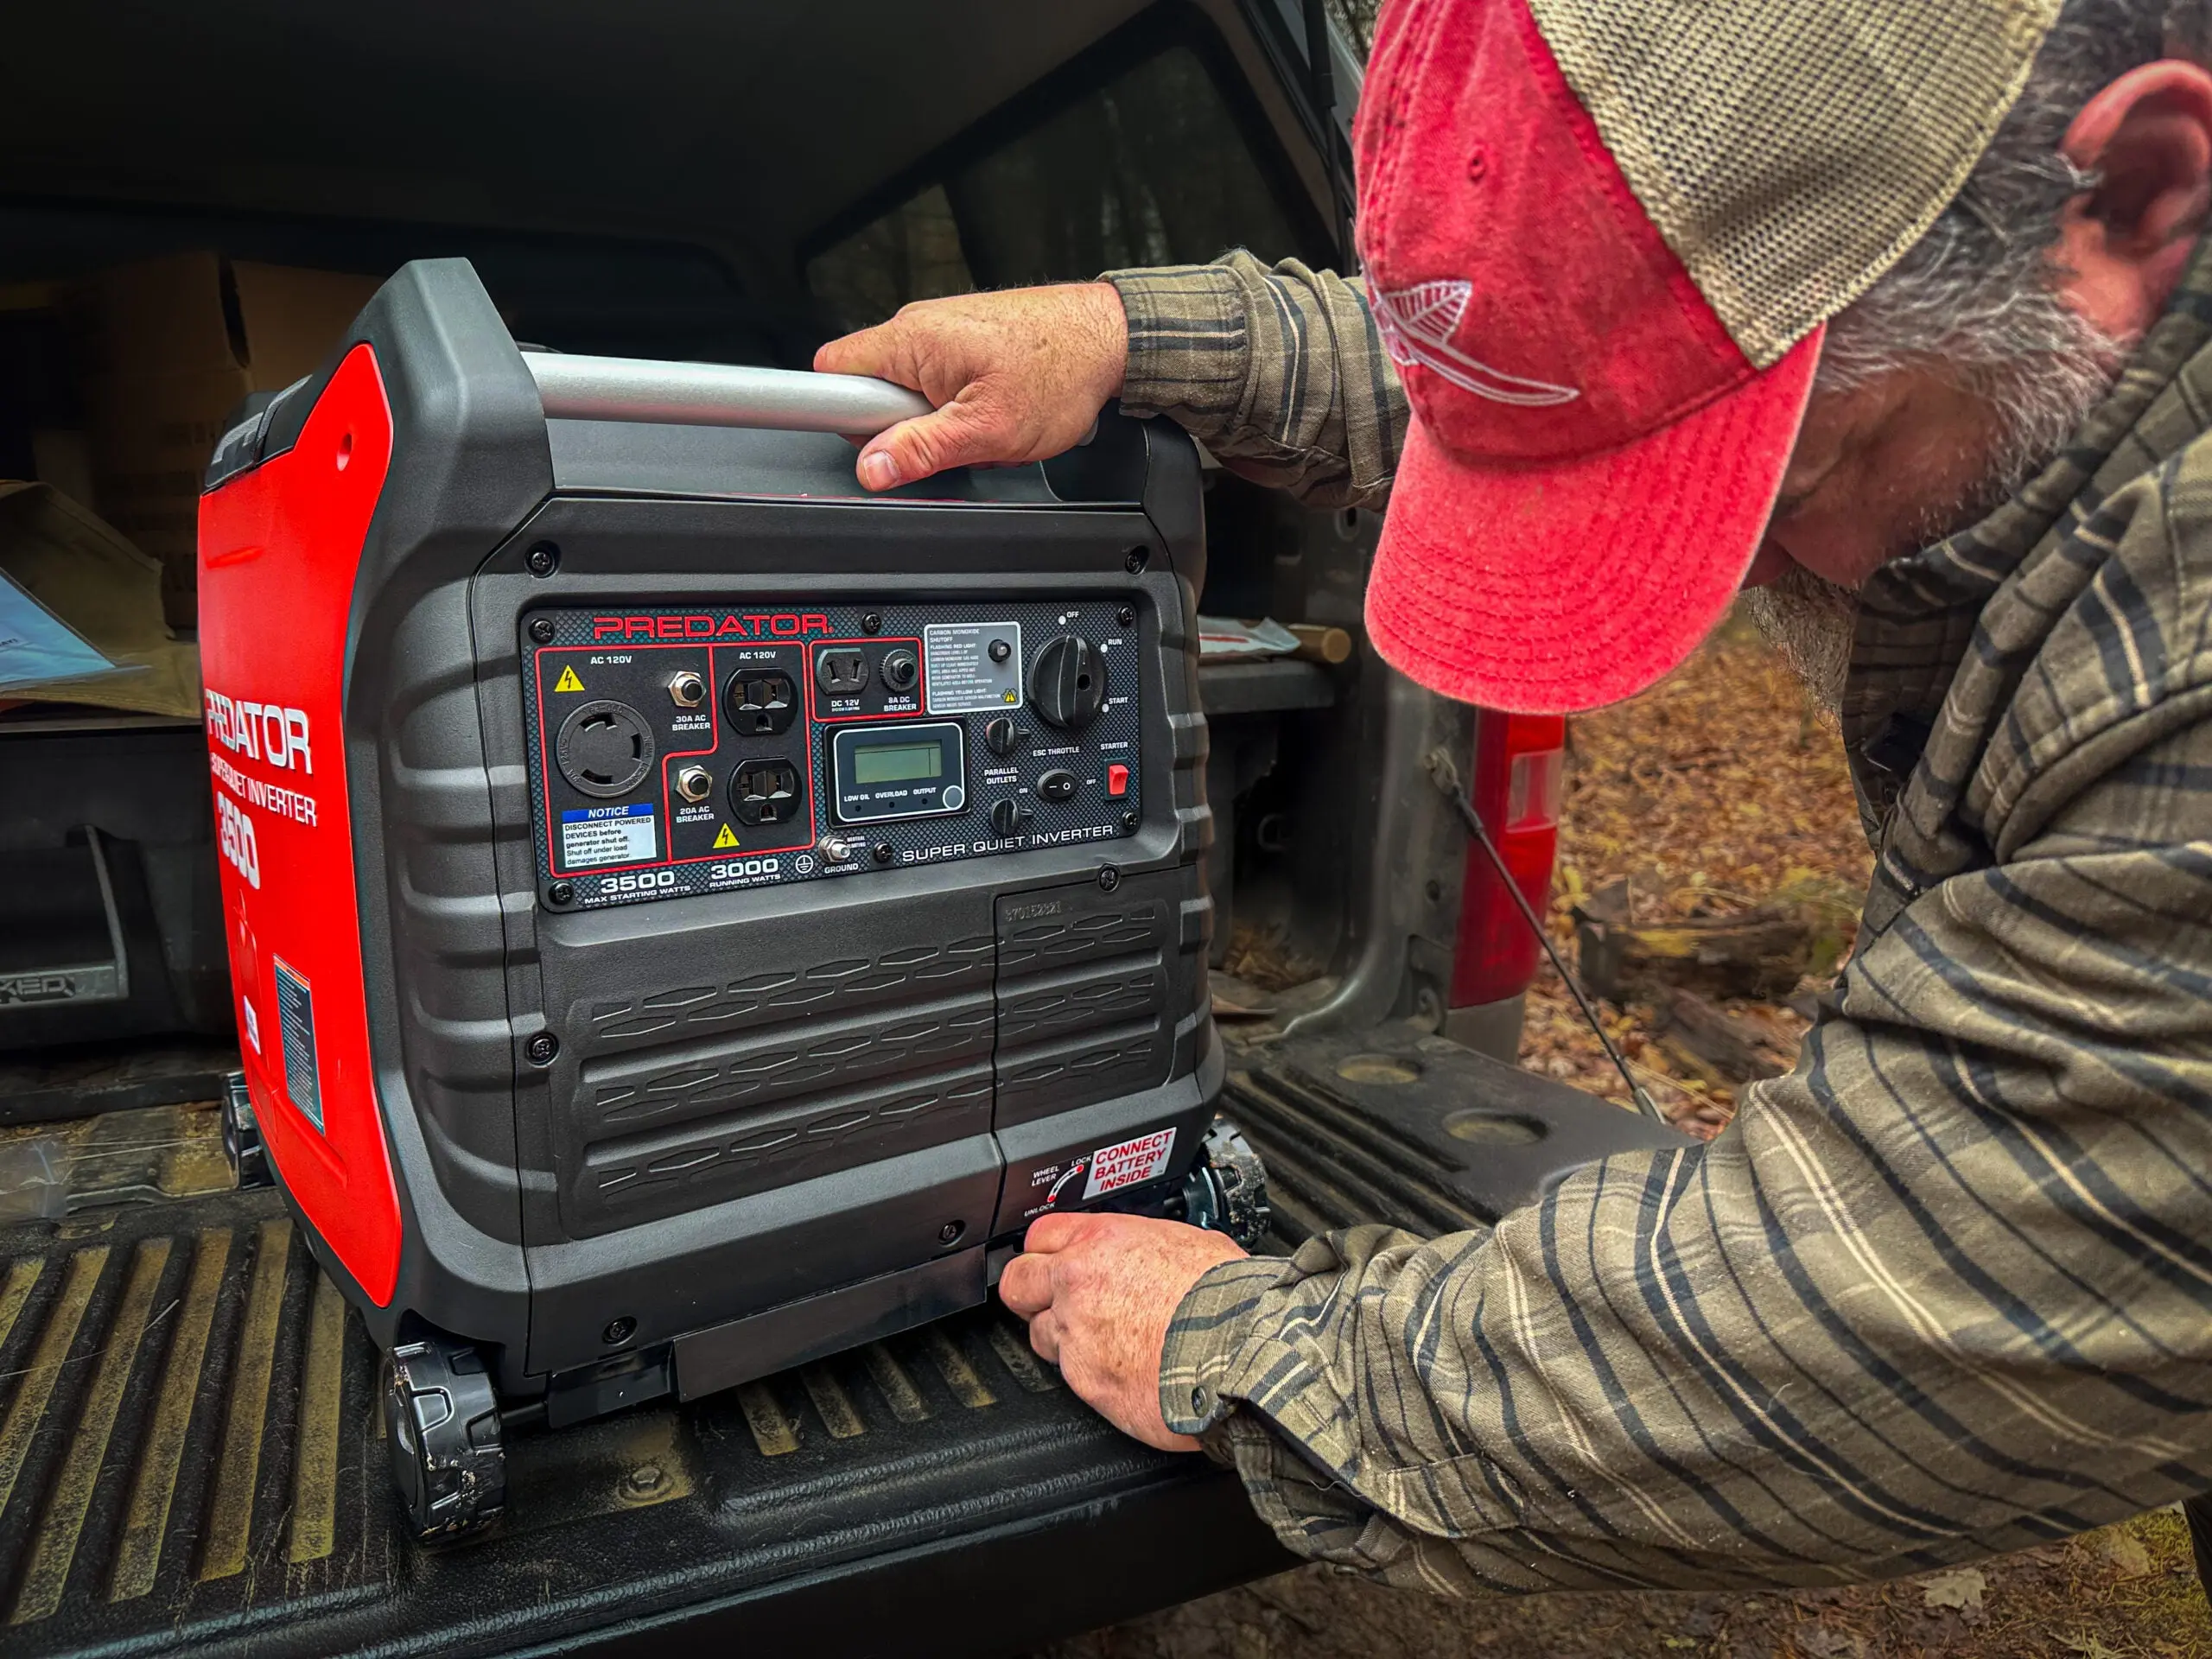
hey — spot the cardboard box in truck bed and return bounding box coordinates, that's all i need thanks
[78,253,381,626]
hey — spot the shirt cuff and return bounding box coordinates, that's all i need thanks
[1102,264,1252,425]
[1157,1255,1290,1436]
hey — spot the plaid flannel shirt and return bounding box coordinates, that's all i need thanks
[1105,250,2212,1593]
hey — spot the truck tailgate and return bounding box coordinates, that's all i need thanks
[0,1025,1678,1656]
[0,1183,1281,1656]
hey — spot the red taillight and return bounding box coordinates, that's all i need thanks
[1449,709,1566,1008]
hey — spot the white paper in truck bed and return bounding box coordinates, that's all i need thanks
[0,563,124,693]
[0,480,200,716]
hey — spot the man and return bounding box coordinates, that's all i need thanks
[820,0,2212,1593]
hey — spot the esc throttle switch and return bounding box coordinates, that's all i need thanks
[1029,635,1105,731]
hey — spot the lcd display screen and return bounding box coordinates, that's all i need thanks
[852,741,944,785]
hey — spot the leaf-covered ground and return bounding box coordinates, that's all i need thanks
[1038,1510,2209,1659]
[1042,618,2211,1658]
[1519,609,1873,1135]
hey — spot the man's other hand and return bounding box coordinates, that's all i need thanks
[998,1211,1247,1452]
[812,283,1128,492]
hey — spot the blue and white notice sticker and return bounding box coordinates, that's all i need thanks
[560,802,658,868]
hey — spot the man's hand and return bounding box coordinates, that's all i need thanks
[812,283,1128,492]
[998,1211,1247,1452]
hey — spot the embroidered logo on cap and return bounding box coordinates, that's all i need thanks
[1372,281,1580,408]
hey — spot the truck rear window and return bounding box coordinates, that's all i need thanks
[807,42,1305,335]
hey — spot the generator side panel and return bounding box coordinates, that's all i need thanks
[197,343,406,1304]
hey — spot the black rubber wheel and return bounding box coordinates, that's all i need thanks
[220,1072,271,1191]
[1181,1115,1270,1249]
[382,1335,507,1541]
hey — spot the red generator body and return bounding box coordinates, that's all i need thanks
[196,259,1262,1536]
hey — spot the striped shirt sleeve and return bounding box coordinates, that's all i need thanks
[1104,251,1407,512]
[1156,448,2212,1594]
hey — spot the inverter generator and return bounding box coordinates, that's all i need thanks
[197,258,1265,1537]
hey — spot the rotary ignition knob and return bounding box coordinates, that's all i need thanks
[1029,635,1106,731]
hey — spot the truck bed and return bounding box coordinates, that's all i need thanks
[0,1026,1681,1656]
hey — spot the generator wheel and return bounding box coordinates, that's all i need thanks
[382,1334,507,1541]
[1182,1115,1270,1249]
[220,1072,271,1191]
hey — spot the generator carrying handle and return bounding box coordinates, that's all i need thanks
[524,353,933,438]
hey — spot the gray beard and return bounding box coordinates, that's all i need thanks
[1749,300,2125,718]
[1743,562,1859,716]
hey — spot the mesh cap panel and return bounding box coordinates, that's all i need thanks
[1526,0,2063,366]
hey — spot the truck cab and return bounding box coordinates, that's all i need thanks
[0,4,1674,1651]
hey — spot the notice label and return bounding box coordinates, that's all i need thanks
[925,621,1022,714]
[1083,1127,1176,1199]
[274,958,322,1132]
[560,803,658,868]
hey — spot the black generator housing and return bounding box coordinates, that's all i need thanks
[198,260,1251,1535]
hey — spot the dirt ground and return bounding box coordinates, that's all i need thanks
[1040,620,2212,1659]
[1036,1510,2208,1659]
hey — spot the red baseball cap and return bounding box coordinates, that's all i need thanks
[1355,0,2059,711]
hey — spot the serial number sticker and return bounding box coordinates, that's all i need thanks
[924,621,1022,714]
[1083,1127,1176,1199]
[560,803,658,868]
[273,957,322,1133]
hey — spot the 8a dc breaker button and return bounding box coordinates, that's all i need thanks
[1106,764,1129,798]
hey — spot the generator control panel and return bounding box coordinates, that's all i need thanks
[521,601,1145,910]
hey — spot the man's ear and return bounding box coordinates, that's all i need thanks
[2055,60,2212,340]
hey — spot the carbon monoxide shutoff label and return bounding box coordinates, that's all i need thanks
[925,621,1022,713]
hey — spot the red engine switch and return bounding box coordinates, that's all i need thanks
[1106,763,1129,798]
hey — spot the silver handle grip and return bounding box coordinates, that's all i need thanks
[524,353,933,437]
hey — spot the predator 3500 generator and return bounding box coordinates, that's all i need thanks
[197,259,1266,1537]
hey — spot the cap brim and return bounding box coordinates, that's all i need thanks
[1366,330,1821,714]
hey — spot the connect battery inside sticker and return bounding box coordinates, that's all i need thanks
[274,957,322,1132]
[1083,1127,1174,1198]
[560,803,658,868]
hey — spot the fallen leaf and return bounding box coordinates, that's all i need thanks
[2089,1528,2153,1578]
[1796,1626,1870,1659]
[1920,1567,1987,1612]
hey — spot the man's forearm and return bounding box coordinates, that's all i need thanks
[1106,252,1407,512]
[1159,681,2212,1593]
